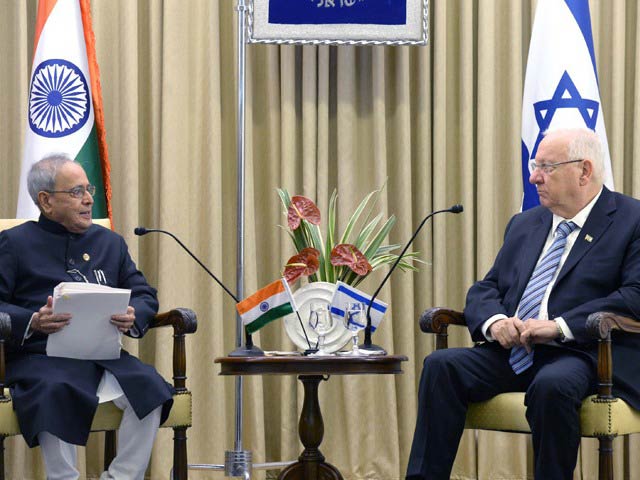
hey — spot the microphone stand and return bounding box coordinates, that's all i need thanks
[134,227,264,357]
[361,204,464,354]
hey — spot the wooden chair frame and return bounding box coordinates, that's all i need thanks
[419,307,640,480]
[0,308,197,480]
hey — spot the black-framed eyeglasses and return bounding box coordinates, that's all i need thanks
[529,159,583,175]
[45,184,96,198]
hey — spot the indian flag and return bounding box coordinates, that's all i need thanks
[236,279,295,334]
[17,0,112,221]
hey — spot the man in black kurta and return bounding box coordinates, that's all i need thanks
[0,156,173,480]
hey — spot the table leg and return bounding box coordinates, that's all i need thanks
[279,375,343,480]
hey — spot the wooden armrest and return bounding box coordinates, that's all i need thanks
[150,308,198,335]
[149,308,197,393]
[586,311,640,339]
[419,308,466,333]
[586,312,640,400]
[418,308,466,350]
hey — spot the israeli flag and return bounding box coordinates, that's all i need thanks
[330,281,388,332]
[521,0,613,210]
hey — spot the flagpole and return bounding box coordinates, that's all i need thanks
[192,2,293,478]
[200,2,300,478]
[219,0,258,478]
[221,0,252,478]
[228,0,263,360]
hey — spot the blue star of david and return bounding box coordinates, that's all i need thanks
[529,71,599,159]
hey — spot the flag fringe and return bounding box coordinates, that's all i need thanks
[79,0,113,226]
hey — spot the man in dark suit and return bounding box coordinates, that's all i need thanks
[0,154,173,480]
[406,128,640,480]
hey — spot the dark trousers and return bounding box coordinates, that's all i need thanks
[405,343,596,480]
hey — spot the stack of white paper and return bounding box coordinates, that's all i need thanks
[47,282,131,360]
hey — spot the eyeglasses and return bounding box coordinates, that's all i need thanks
[45,184,96,198]
[529,159,583,174]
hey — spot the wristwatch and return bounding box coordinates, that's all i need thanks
[554,319,566,342]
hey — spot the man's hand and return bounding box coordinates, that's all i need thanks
[31,296,71,334]
[520,319,559,352]
[489,317,526,349]
[111,306,135,333]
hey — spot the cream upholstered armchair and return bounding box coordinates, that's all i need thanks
[0,219,197,480]
[420,307,640,480]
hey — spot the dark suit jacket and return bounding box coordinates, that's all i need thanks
[464,187,640,408]
[0,215,173,447]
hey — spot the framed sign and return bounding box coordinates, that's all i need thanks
[247,0,428,46]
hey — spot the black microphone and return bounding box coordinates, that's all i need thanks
[362,204,464,353]
[135,227,239,303]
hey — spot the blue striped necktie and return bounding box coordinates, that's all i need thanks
[509,220,577,374]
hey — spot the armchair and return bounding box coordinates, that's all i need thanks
[0,219,197,479]
[0,309,196,480]
[419,307,640,480]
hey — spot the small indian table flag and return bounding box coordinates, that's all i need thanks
[236,278,295,334]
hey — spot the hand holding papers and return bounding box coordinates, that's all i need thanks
[47,282,131,360]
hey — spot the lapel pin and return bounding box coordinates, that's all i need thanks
[585,234,593,243]
[83,253,90,261]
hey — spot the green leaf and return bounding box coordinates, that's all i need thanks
[325,190,338,283]
[305,222,327,281]
[340,189,378,244]
[369,254,419,271]
[278,189,308,252]
[355,180,386,237]
[277,224,302,250]
[361,215,397,260]
[353,213,384,250]
[374,244,403,254]
[276,188,292,216]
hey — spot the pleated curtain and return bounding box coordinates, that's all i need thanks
[2,1,640,478]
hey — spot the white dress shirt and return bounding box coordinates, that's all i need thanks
[482,188,603,342]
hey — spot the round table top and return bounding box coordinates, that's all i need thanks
[214,354,408,376]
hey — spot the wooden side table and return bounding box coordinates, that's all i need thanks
[215,355,407,480]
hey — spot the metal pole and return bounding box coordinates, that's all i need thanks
[235,0,246,449]
[228,0,263,353]
[223,1,252,478]
[213,2,291,478]
[189,2,307,475]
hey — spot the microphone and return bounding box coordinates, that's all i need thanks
[362,204,464,353]
[134,227,239,303]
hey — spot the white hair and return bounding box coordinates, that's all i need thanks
[27,153,75,207]
[543,128,604,184]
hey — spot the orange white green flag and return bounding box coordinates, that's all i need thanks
[17,0,112,222]
[236,279,295,334]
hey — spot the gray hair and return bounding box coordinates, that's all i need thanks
[567,129,604,184]
[544,128,605,184]
[27,153,74,207]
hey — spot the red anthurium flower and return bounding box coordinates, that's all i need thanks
[299,247,320,258]
[283,248,320,283]
[287,196,321,230]
[330,244,372,276]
